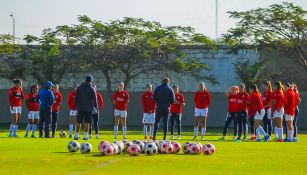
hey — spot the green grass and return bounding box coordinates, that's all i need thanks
[0,129,307,175]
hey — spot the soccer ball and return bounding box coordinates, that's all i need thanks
[113,141,124,153]
[182,142,191,154]
[68,141,80,152]
[195,142,203,154]
[127,144,141,156]
[152,140,160,149]
[202,143,215,155]
[124,141,133,152]
[171,141,181,154]
[145,142,158,155]
[189,143,201,155]
[133,140,145,153]
[102,144,114,156]
[80,142,92,154]
[158,140,165,153]
[111,143,120,155]
[98,141,110,152]
[59,131,67,138]
[160,142,173,154]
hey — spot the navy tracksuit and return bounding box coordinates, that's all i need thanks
[153,83,175,139]
[38,87,54,138]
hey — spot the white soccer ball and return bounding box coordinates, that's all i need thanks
[111,143,120,155]
[102,144,114,156]
[113,141,125,153]
[158,140,165,153]
[68,141,80,152]
[171,141,181,154]
[202,143,216,155]
[80,142,92,154]
[98,141,110,152]
[189,143,202,155]
[127,144,142,156]
[145,142,158,155]
[124,141,133,152]
[160,142,173,154]
[182,142,192,154]
[133,140,145,153]
[59,131,67,138]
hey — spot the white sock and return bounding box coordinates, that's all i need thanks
[287,130,293,140]
[69,124,74,135]
[25,124,32,135]
[13,124,18,135]
[149,126,154,136]
[123,127,127,137]
[278,128,283,139]
[201,127,206,137]
[74,132,79,138]
[143,125,148,137]
[114,125,118,137]
[9,124,14,136]
[31,124,37,135]
[256,127,261,140]
[194,127,198,137]
[84,132,88,138]
[274,126,278,137]
[258,126,266,136]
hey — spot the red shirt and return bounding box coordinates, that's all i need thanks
[9,87,24,107]
[284,89,296,115]
[68,91,77,110]
[228,94,238,112]
[52,92,63,112]
[113,90,130,111]
[142,91,156,113]
[262,90,273,109]
[194,91,211,109]
[294,92,300,107]
[26,93,39,111]
[170,93,185,114]
[248,92,264,117]
[236,92,249,111]
[272,90,286,111]
[97,92,104,111]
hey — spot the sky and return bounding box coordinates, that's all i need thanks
[1,0,306,43]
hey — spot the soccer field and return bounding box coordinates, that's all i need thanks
[0,129,306,175]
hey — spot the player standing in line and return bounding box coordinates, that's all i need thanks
[262,80,273,137]
[283,83,296,142]
[249,84,270,142]
[113,82,130,139]
[236,83,249,141]
[169,85,185,140]
[193,82,211,140]
[8,79,24,137]
[292,84,301,142]
[24,84,39,138]
[51,84,62,138]
[272,81,287,142]
[68,84,78,138]
[141,84,156,139]
[219,86,238,141]
[89,85,104,139]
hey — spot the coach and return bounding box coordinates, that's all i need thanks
[74,75,98,140]
[153,77,175,140]
[38,81,55,138]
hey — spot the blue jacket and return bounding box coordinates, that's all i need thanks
[38,88,55,111]
[153,83,175,108]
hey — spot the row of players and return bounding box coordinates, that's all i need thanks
[8,77,300,141]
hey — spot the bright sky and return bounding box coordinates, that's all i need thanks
[1,0,306,43]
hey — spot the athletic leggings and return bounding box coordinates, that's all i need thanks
[169,113,181,136]
[51,111,59,137]
[237,111,248,138]
[89,113,99,135]
[263,109,272,136]
[249,116,255,135]
[222,112,238,137]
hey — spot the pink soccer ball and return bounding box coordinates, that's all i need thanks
[98,141,110,152]
[171,141,181,154]
[160,142,173,154]
[102,144,114,156]
[202,143,216,155]
[127,144,142,156]
[189,143,201,155]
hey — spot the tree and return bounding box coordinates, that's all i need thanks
[223,2,307,71]
[23,29,73,85]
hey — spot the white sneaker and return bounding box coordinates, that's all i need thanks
[201,136,205,141]
[96,134,99,139]
[177,135,181,140]
[170,135,174,140]
[115,135,118,139]
[233,136,237,140]
[89,134,92,138]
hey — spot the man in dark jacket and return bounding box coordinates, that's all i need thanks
[38,81,55,138]
[153,77,175,140]
[74,75,98,140]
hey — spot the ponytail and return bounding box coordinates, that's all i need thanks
[263,80,272,92]
[274,81,284,92]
